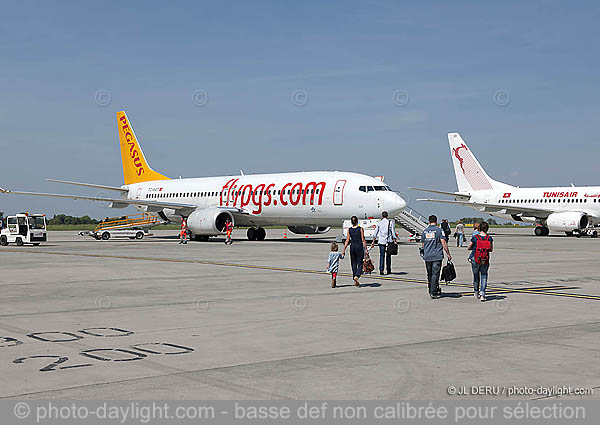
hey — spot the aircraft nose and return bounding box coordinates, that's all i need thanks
[388,192,407,214]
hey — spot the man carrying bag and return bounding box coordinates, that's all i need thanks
[370,211,397,275]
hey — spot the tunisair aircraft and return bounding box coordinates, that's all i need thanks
[413,133,600,237]
[1,111,407,241]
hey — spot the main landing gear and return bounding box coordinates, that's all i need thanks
[247,227,266,241]
[193,235,210,242]
[534,226,550,236]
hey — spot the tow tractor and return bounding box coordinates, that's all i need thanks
[0,213,47,246]
[79,213,164,240]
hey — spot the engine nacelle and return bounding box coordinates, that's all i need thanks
[187,208,233,235]
[546,211,589,232]
[287,226,331,235]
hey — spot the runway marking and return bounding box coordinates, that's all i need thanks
[4,249,600,301]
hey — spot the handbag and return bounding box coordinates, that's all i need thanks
[385,220,398,256]
[363,256,375,274]
[441,260,456,284]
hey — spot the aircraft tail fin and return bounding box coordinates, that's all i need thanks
[447,133,511,193]
[117,111,169,185]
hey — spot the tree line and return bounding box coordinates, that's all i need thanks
[47,214,99,225]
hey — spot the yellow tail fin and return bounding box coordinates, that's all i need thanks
[117,111,169,185]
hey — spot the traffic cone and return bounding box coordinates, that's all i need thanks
[283,232,287,239]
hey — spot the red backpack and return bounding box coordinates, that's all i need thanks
[474,234,492,264]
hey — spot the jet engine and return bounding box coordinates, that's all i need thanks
[287,226,331,235]
[546,211,589,232]
[187,208,233,235]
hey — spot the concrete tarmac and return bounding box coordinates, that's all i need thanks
[0,228,598,400]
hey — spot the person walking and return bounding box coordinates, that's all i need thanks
[468,221,493,301]
[327,242,345,288]
[343,215,369,287]
[224,218,234,245]
[421,215,452,299]
[441,219,451,240]
[179,219,188,244]
[455,220,465,247]
[468,222,480,263]
[370,211,397,275]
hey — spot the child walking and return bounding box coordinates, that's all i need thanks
[327,242,345,288]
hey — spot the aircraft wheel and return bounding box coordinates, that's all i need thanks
[0,236,7,246]
[534,227,544,236]
[256,227,266,241]
[101,232,110,240]
[592,231,598,238]
[565,231,574,237]
[247,227,257,241]
[16,238,24,246]
[194,235,209,242]
[542,227,550,236]
[33,243,40,246]
[135,231,144,240]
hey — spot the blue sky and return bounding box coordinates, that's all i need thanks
[1,1,599,220]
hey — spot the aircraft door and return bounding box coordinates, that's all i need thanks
[333,180,346,205]
[135,187,143,200]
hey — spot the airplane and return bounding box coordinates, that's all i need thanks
[412,132,600,238]
[1,111,407,241]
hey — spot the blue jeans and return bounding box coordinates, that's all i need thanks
[425,260,442,296]
[378,244,392,273]
[472,262,490,295]
[457,233,464,247]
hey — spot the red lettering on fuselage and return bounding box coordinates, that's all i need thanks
[280,183,292,206]
[543,191,577,198]
[217,180,326,214]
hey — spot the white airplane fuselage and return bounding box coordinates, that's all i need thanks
[464,187,600,223]
[127,171,407,227]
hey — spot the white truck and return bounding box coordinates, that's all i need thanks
[0,213,47,246]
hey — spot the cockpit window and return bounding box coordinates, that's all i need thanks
[385,186,392,191]
[359,186,366,192]
[367,186,374,192]
[374,186,386,191]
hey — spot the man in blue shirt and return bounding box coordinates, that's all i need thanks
[421,215,452,299]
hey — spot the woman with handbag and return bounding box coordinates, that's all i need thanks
[343,215,369,287]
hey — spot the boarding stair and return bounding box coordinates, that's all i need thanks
[394,206,428,241]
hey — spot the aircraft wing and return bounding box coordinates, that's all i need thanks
[417,198,554,218]
[46,179,128,193]
[409,187,471,199]
[0,187,198,215]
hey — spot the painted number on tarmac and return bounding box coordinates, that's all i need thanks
[5,327,194,373]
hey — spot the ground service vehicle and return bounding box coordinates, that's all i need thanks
[0,213,47,246]
[79,213,161,240]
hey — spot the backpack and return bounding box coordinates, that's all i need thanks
[474,234,492,264]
